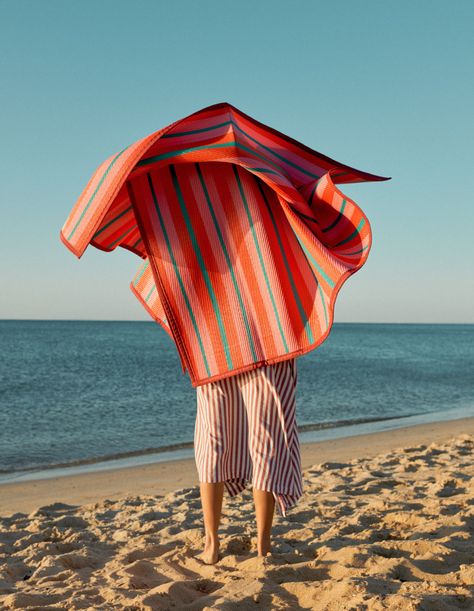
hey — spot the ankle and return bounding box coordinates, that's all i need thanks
[257,535,271,556]
[205,533,219,547]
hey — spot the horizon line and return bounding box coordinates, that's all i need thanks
[0,319,472,325]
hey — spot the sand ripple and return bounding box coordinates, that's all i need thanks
[1,434,473,609]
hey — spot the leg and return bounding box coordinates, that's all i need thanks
[253,488,275,556]
[197,481,224,564]
[243,359,302,554]
[194,377,247,564]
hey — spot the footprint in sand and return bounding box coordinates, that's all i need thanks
[108,559,171,589]
[140,577,222,609]
[225,535,252,555]
[123,543,175,563]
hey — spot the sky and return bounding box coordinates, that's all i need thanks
[1,0,472,323]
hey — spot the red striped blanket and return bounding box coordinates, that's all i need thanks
[60,102,390,387]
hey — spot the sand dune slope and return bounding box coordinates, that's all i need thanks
[1,434,473,610]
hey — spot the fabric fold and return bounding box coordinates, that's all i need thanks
[60,102,390,386]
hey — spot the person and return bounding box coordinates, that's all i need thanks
[60,101,388,564]
[194,358,302,564]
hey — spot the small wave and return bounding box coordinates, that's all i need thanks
[0,413,422,479]
[298,413,420,433]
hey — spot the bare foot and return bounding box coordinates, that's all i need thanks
[257,538,272,557]
[257,548,273,558]
[198,539,220,564]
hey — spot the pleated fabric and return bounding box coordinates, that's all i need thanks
[194,357,302,517]
[60,101,390,387]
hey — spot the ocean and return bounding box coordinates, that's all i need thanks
[0,321,473,482]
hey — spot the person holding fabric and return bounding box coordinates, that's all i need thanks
[60,102,390,565]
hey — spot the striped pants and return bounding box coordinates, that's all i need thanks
[194,358,303,517]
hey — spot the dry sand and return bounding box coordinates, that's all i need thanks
[1,418,473,610]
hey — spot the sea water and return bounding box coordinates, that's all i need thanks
[0,321,472,480]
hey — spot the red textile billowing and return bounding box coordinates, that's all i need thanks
[60,102,390,386]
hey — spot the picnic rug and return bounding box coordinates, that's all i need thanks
[60,102,390,387]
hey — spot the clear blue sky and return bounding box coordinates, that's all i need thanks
[1,0,472,323]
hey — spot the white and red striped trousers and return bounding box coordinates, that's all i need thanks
[194,358,303,517]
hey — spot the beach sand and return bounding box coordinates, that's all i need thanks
[1,418,473,609]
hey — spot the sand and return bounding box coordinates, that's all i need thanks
[1,418,473,610]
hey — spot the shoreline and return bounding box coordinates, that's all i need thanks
[1,404,473,487]
[2,417,473,608]
[2,415,473,516]
[0,414,408,480]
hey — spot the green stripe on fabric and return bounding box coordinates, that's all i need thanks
[67,146,130,240]
[145,285,156,302]
[345,244,369,255]
[293,237,329,328]
[290,205,320,225]
[133,260,150,286]
[333,218,365,247]
[231,121,319,180]
[308,180,319,206]
[137,142,234,166]
[136,141,282,174]
[158,118,322,180]
[195,162,258,363]
[109,226,134,248]
[248,167,280,175]
[256,179,314,344]
[323,199,346,233]
[93,205,133,237]
[294,234,336,288]
[162,120,231,138]
[132,237,142,248]
[169,164,233,370]
[317,283,329,327]
[233,165,289,353]
[147,173,211,377]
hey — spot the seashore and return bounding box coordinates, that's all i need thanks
[1,417,473,609]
